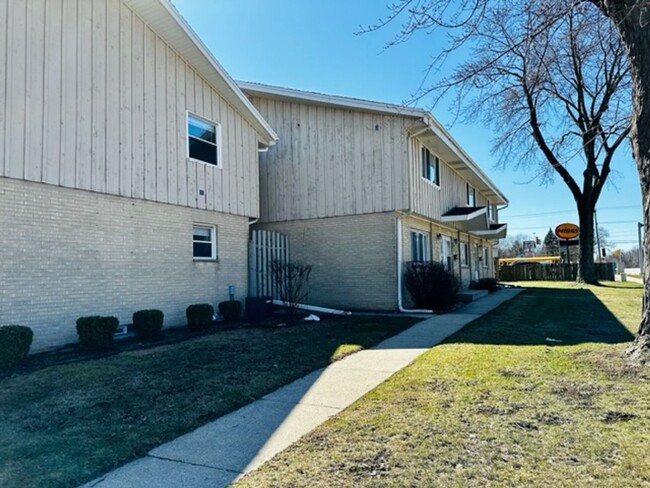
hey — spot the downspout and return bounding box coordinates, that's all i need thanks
[457,230,462,289]
[397,216,433,313]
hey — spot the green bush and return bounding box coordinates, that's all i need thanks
[76,316,119,351]
[186,304,214,331]
[132,310,164,339]
[404,261,459,312]
[218,300,242,322]
[0,326,33,370]
[470,278,499,293]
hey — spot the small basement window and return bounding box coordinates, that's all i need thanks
[188,113,220,167]
[193,224,216,260]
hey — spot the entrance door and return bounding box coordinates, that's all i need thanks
[441,236,453,272]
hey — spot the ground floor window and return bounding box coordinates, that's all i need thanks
[411,230,431,262]
[193,224,217,260]
[482,247,489,267]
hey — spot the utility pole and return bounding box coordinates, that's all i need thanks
[594,210,602,263]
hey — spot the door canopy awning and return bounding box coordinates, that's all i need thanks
[441,207,508,239]
[441,206,488,231]
[470,223,508,240]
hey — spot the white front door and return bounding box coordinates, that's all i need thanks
[441,236,453,272]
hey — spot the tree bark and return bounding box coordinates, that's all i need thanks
[577,200,597,283]
[595,0,650,360]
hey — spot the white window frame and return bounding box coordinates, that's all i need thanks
[487,203,495,222]
[192,224,217,261]
[410,230,431,262]
[482,247,489,268]
[421,146,440,186]
[460,241,469,267]
[466,183,476,207]
[187,112,222,169]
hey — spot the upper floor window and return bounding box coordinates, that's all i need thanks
[466,183,476,207]
[421,147,440,185]
[411,230,431,262]
[188,113,221,167]
[487,203,495,221]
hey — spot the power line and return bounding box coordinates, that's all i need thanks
[501,204,641,219]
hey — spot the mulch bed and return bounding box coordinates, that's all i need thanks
[2,311,324,378]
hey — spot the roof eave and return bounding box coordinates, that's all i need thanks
[238,81,427,118]
[127,0,278,146]
[420,116,508,205]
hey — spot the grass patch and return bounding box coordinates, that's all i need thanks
[0,315,418,488]
[235,282,650,487]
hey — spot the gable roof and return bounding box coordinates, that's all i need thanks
[125,0,277,146]
[239,81,507,205]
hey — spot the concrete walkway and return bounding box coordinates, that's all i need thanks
[83,288,522,488]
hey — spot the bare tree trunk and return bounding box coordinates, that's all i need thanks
[577,201,597,283]
[598,0,650,360]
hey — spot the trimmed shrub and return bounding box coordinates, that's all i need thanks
[186,304,214,331]
[470,278,499,293]
[132,309,164,339]
[218,300,242,322]
[76,316,119,351]
[404,261,459,312]
[0,325,33,370]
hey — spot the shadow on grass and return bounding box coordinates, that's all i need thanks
[446,287,635,346]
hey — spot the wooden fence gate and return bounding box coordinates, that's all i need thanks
[249,229,289,298]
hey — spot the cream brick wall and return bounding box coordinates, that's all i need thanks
[256,212,398,311]
[1,178,249,352]
[401,215,495,291]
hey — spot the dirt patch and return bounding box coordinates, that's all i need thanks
[335,447,394,479]
[512,420,538,431]
[602,411,638,423]
[550,380,605,405]
[498,368,528,378]
[476,403,524,416]
[424,378,449,392]
[533,412,568,425]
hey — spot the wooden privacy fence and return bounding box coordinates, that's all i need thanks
[497,262,615,282]
[249,229,289,298]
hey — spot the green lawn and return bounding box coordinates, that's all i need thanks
[235,282,650,487]
[0,316,419,488]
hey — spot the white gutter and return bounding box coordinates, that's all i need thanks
[272,300,352,316]
[397,216,433,314]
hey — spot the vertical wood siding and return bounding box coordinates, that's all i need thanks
[0,0,261,218]
[409,136,495,224]
[250,97,410,222]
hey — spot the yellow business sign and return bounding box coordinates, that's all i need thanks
[555,223,580,240]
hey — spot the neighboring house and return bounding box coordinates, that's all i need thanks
[240,82,508,311]
[0,0,277,351]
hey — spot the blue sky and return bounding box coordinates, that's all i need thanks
[173,0,643,250]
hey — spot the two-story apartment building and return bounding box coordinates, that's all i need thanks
[0,0,277,350]
[240,82,508,311]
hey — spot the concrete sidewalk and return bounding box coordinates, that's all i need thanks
[83,288,522,488]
